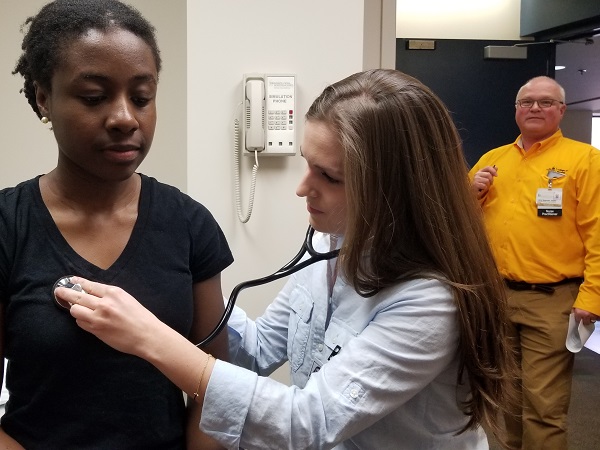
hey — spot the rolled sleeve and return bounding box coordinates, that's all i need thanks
[200,359,257,449]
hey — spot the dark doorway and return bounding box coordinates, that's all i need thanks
[396,39,555,166]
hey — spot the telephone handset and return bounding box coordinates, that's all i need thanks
[244,78,265,151]
[242,74,296,156]
[235,73,296,223]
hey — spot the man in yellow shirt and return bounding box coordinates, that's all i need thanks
[469,76,600,450]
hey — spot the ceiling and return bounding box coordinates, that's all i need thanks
[555,35,600,114]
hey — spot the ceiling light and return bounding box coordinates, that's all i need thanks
[555,65,566,70]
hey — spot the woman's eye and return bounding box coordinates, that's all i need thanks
[80,96,104,105]
[132,97,152,107]
[322,171,340,184]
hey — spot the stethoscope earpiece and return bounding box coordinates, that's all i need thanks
[53,276,85,311]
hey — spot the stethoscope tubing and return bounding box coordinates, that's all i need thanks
[196,226,340,347]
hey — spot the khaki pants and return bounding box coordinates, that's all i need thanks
[503,282,579,450]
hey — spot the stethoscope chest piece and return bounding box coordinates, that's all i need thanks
[53,276,85,311]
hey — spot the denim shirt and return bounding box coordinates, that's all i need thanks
[201,233,488,449]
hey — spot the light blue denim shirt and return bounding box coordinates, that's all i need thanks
[201,233,488,449]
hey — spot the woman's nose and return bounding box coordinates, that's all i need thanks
[106,97,139,133]
[296,170,314,198]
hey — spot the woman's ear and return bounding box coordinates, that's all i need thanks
[34,81,51,118]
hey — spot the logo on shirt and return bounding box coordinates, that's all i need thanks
[546,166,567,177]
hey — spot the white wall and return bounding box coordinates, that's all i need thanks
[187,0,367,311]
[593,117,600,148]
[396,0,522,40]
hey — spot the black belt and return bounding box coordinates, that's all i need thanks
[504,278,583,294]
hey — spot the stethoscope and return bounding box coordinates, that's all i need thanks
[53,225,340,347]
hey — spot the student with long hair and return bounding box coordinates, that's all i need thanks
[57,69,516,449]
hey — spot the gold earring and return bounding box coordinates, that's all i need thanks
[41,116,50,124]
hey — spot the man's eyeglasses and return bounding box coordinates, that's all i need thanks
[515,99,564,109]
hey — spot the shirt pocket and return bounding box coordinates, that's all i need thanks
[287,293,314,372]
[541,172,567,189]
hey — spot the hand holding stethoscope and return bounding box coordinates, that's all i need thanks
[53,276,86,310]
[53,226,340,346]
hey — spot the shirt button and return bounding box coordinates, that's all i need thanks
[317,344,323,351]
[350,389,359,398]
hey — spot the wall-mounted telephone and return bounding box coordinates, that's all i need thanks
[242,73,296,156]
[234,73,297,223]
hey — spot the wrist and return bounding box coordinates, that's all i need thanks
[193,354,214,401]
[138,319,179,365]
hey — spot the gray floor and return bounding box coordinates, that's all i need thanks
[489,347,600,450]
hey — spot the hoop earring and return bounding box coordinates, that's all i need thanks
[41,116,49,124]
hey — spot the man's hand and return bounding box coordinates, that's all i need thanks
[472,165,498,198]
[573,307,598,326]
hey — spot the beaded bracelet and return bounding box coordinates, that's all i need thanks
[193,354,213,401]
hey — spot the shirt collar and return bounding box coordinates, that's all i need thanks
[514,129,563,153]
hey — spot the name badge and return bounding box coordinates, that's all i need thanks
[536,188,562,217]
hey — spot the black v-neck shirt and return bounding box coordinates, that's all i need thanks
[0,174,233,449]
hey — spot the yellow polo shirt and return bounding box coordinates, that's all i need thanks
[469,130,600,315]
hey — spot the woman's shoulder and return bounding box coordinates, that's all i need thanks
[139,173,185,197]
[377,276,454,310]
[0,176,39,195]
[139,173,210,212]
[0,176,40,210]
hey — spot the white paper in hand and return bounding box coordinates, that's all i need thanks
[566,313,596,353]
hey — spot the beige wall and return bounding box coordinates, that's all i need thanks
[1,0,62,188]
[186,2,393,384]
[187,0,370,308]
[0,0,188,190]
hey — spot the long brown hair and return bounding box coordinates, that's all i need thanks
[306,69,516,446]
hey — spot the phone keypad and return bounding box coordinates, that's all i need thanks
[268,109,294,131]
